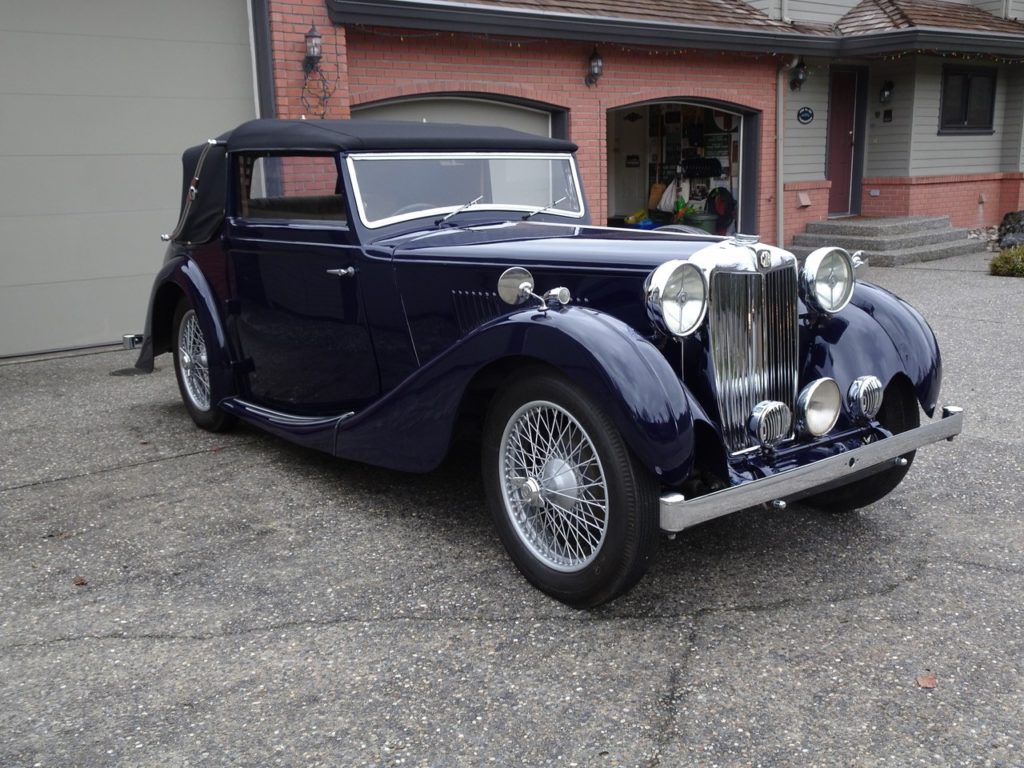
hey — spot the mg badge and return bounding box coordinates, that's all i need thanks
[757,249,772,270]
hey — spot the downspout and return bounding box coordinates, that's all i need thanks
[777,59,793,247]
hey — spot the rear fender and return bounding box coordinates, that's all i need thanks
[136,255,234,401]
[333,305,695,483]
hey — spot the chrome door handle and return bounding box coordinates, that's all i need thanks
[326,267,356,277]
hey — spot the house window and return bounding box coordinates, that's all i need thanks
[939,66,996,134]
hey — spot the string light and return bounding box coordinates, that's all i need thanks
[351,25,1023,65]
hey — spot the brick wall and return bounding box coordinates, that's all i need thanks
[266,3,782,241]
[861,173,1024,229]
[783,180,831,245]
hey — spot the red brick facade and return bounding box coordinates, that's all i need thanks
[265,0,1023,244]
[783,180,832,245]
[266,0,781,240]
[861,173,1024,229]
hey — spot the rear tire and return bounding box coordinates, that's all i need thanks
[172,297,234,432]
[806,379,919,512]
[482,371,660,608]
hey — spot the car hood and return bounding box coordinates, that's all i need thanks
[377,221,723,273]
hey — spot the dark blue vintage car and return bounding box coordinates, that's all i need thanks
[131,118,963,607]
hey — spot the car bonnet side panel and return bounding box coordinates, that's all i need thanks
[331,306,696,483]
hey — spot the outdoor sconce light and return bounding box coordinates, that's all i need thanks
[789,60,808,91]
[301,22,334,119]
[585,49,603,87]
[879,80,894,104]
[303,24,322,74]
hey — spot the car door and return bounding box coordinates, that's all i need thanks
[225,153,380,413]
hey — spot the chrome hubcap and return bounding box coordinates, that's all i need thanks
[499,400,608,572]
[177,309,211,411]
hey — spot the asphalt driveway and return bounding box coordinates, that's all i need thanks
[1,251,1021,767]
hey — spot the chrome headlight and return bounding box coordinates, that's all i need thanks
[801,247,855,314]
[645,260,708,338]
[796,378,842,437]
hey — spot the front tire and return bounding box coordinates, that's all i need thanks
[172,297,234,432]
[482,371,659,608]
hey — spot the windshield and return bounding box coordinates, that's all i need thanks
[348,152,584,228]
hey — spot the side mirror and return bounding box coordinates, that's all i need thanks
[497,267,535,305]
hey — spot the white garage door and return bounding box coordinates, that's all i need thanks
[0,0,258,356]
[352,97,552,137]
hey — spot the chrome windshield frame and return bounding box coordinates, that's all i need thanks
[347,151,586,229]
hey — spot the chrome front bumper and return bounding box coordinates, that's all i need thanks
[660,405,964,533]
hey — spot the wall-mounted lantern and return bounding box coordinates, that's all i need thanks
[301,23,334,118]
[585,49,603,87]
[879,80,895,104]
[789,59,808,91]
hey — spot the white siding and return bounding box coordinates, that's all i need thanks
[784,0,857,24]
[908,58,1007,175]
[864,63,915,177]
[747,0,779,18]
[0,0,257,356]
[973,0,1005,15]
[1001,68,1024,171]
[783,59,830,181]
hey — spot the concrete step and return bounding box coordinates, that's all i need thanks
[792,227,971,252]
[803,216,951,237]
[789,237,988,266]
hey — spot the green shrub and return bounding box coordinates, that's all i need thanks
[990,245,1024,277]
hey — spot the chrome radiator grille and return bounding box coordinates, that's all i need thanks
[708,265,799,453]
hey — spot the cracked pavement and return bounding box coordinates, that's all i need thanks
[1,252,1021,767]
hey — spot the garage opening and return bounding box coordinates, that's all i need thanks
[607,101,756,235]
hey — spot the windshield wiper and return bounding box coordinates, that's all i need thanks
[436,195,483,225]
[522,197,568,221]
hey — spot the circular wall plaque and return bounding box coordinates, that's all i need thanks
[797,107,814,125]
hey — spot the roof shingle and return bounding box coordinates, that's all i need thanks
[837,0,1024,36]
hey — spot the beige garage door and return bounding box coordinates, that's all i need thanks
[0,1,258,356]
[352,97,552,137]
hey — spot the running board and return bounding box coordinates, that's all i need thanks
[220,398,354,455]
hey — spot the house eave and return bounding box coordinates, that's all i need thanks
[327,0,1024,59]
[837,27,1024,57]
[326,0,827,55]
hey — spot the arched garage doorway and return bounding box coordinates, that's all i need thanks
[351,95,565,138]
[607,101,759,235]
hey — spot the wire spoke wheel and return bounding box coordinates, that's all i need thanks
[171,298,232,432]
[483,371,659,607]
[499,400,609,572]
[177,308,211,412]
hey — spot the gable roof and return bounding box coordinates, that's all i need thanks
[328,0,1024,56]
[837,0,1024,36]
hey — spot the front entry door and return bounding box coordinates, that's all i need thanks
[826,71,858,215]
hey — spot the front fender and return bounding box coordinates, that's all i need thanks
[135,254,234,402]
[333,305,694,482]
[802,281,942,418]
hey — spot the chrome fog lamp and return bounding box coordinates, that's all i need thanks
[645,260,708,338]
[796,378,842,437]
[802,247,855,314]
[847,375,884,421]
[749,400,792,447]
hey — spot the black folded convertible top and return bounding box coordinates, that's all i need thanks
[169,119,577,245]
[224,118,578,153]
